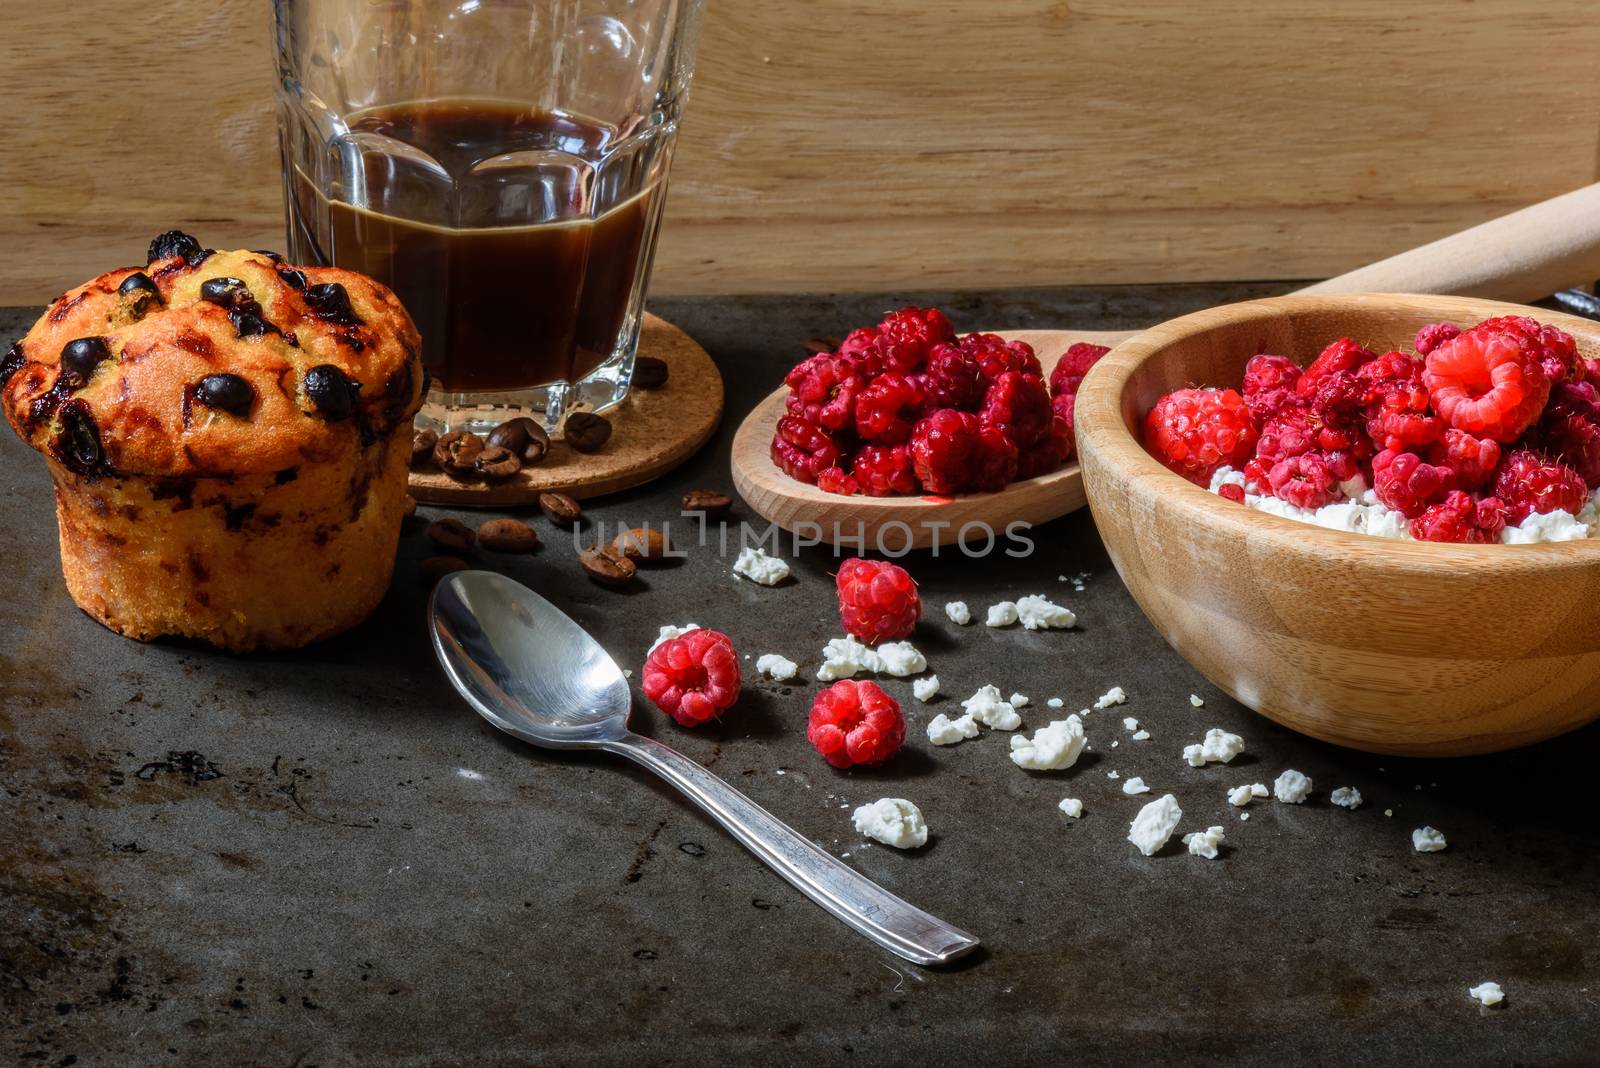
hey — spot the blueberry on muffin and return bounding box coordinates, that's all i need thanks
[1,233,423,651]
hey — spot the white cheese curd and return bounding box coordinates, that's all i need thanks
[926,712,979,746]
[1047,697,1065,709]
[816,636,926,681]
[1189,694,1205,708]
[1183,825,1226,859]
[649,623,703,653]
[985,601,1019,627]
[1251,783,1268,798]
[1468,981,1504,1007]
[755,654,798,682]
[1503,509,1592,543]
[1059,798,1084,818]
[1274,770,1313,804]
[1009,716,1087,771]
[1131,729,1150,741]
[1094,686,1127,710]
[1128,794,1183,856]
[1107,770,1120,780]
[944,600,972,625]
[1227,785,1256,807]
[852,798,928,849]
[962,685,1022,731]
[1122,717,1139,732]
[1330,786,1364,809]
[873,641,927,676]
[1010,692,1030,708]
[1239,812,1250,821]
[1121,776,1150,795]
[912,675,941,702]
[732,545,791,585]
[1015,594,1077,630]
[1412,826,1448,853]
[1184,728,1245,767]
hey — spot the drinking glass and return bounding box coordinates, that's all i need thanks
[273,0,706,435]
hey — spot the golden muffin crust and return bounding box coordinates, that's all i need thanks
[2,239,422,479]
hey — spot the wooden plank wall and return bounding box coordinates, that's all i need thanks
[2,1,1598,304]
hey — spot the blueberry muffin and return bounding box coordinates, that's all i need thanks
[1,232,423,651]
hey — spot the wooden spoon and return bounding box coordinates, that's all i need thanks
[732,183,1600,549]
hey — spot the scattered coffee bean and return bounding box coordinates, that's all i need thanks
[303,364,358,420]
[199,277,251,309]
[681,489,733,518]
[580,547,636,587]
[433,430,485,478]
[419,555,470,585]
[60,337,111,378]
[538,491,582,525]
[563,411,612,453]
[474,445,522,480]
[147,230,202,263]
[802,336,840,355]
[485,417,550,465]
[427,518,476,554]
[612,526,668,560]
[411,428,439,466]
[633,356,669,389]
[478,518,539,553]
[305,282,362,326]
[194,373,256,417]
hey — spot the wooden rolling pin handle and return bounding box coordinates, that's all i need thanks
[1294,182,1600,305]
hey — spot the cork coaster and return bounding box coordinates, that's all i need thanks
[408,313,723,506]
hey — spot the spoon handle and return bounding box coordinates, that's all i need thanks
[605,733,980,966]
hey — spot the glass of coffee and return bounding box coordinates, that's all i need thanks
[273,0,706,435]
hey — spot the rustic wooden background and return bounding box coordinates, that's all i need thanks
[3,1,1599,304]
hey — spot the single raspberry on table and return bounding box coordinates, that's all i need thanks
[910,408,983,494]
[1428,428,1502,490]
[1492,448,1588,523]
[980,371,1052,449]
[1242,353,1302,422]
[771,415,841,484]
[962,333,1043,380]
[816,465,861,495]
[1218,483,1246,504]
[1534,381,1600,487]
[1297,338,1376,398]
[1144,387,1258,484]
[784,353,864,432]
[1411,490,1508,544]
[973,424,1020,491]
[854,372,926,444]
[1423,322,1551,443]
[1371,448,1455,518]
[1358,350,1443,451]
[1413,322,1461,356]
[1266,452,1339,510]
[641,629,742,727]
[836,557,921,643]
[851,444,919,496]
[806,679,905,769]
[922,342,988,409]
[1049,342,1111,398]
[868,306,955,375]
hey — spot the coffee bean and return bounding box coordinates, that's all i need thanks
[564,411,612,452]
[580,547,635,587]
[612,526,668,560]
[194,373,255,417]
[478,518,539,553]
[427,518,476,554]
[485,417,550,464]
[681,489,733,518]
[305,282,362,326]
[419,555,470,585]
[633,356,669,389]
[411,429,439,467]
[199,277,251,309]
[474,445,522,480]
[433,430,485,479]
[60,337,111,378]
[538,492,582,525]
[303,364,358,420]
[147,230,202,263]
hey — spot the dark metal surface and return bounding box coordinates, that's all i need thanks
[4,285,1599,1066]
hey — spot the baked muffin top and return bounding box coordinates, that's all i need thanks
[1,233,423,478]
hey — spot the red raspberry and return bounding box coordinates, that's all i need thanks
[1267,452,1339,509]
[922,342,987,409]
[850,444,918,496]
[1423,323,1551,443]
[1255,406,1316,463]
[641,629,742,727]
[1411,491,1507,543]
[1413,322,1460,356]
[1371,448,1454,518]
[1536,381,1600,486]
[837,327,879,362]
[854,372,926,444]
[806,679,905,769]
[1492,448,1588,523]
[961,333,1042,380]
[980,370,1052,449]
[1358,350,1443,451]
[1243,457,1272,489]
[835,557,921,643]
[771,415,841,484]
[1297,338,1375,398]
[868,306,955,374]
[816,465,861,495]
[1474,315,1581,383]
[1144,388,1257,485]
[1305,371,1373,455]
[1242,353,1302,422]
[973,424,1020,491]
[1049,342,1111,398]
[909,408,982,494]
[1218,483,1246,504]
[1021,401,1075,475]
[1428,428,1502,491]
[784,353,864,432]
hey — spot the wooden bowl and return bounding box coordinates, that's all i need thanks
[1075,293,1600,757]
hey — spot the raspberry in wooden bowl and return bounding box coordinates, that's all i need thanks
[1,232,422,651]
[1075,293,1600,756]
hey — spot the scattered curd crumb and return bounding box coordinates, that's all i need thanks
[755,653,798,682]
[1127,794,1182,856]
[1094,686,1126,710]
[912,675,941,702]
[962,685,1022,730]
[1132,730,1150,741]
[1183,728,1245,767]
[873,641,927,677]
[926,712,978,746]
[1009,716,1087,771]
[1412,826,1448,853]
[1384,808,1393,818]
[1047,697,1065,709]
[1468,981,1504,1007]
[1122,716,1139,732]
[732,545,791,586]
[623,669,633,678]
[1330,786,1363,810]
[1107,770,1120,780]
[1227,784,1257,807]
[648,623,703,653]
[1110,740,1119,748]
[985,601,1019,627]
[1238,811,1250,821]
[1122,776,1150,795]
[816,636,926,681]
[944,600,972,625]
[1251,783,1268,797]
[1189,694,1204,708]
[851,798,928,849]
[1273,770,1312,804]
[1058,798,1084,818]
[1015,594,1077,630]
[1183,825,1226,859]
[1010,692,1030,708]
